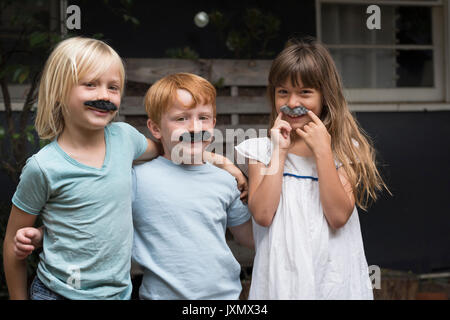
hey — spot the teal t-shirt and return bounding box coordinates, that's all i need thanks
[132,156,251,300]
[12,122,148,299]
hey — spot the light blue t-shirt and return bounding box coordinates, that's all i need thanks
[132,156,251,300]
[12,122,148,300]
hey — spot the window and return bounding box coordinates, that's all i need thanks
[316,0,445,104]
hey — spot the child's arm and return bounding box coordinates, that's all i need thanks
[203,151,248,202]
[247,113,291,227]
[3,205,39,299]
[296,111,355,229]
[228,219,254,249]
[135,138,162,161]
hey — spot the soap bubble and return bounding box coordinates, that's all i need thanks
[194,11,209,28]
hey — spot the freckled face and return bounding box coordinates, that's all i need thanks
[154,89,216,163]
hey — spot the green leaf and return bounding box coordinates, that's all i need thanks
[29,32,47,48]
[12,67,23,82]
[0,126,5,140]
[12,133,20,140]
[39,139,50,149]
[18,68,29,84]
[26,132,34,144]
[92,33,104,39]
[130,17,139,25]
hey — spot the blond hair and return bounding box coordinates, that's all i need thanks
[144,73,216,125]
[35,37,125,140]
[268,39,389,210]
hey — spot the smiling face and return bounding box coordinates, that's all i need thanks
[148,89,216,164]
[274,78,323,131]
[64,64,122,133]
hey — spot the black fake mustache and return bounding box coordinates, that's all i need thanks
[84,100,118,112]
[280,105,308,116]
[178,131,212,143]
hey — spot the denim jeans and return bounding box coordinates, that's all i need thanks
[29,276,67,300]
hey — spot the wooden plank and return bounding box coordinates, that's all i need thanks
[210,59,271,86]
[216,96,271,114]
[124,58,271,86]
[124,58,210,84]
[120,96,271,115]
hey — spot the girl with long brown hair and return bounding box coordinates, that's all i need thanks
[235,38,389,299]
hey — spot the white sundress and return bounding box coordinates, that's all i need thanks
[235,137,374,300]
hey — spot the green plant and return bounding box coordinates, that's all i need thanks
[165,46,200,60]
[0,0,139,184]
[209,8,281,59]
[0,0,65,184]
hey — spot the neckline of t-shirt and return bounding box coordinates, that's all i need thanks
[52,126,111,172]
[156,155,212,171]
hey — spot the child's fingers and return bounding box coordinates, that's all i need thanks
[14,246,33,260]
[15,232,32,245]
[296,127,306,138]
[15,242,35,252]
[307,110,323,125]
[276,111,283,121]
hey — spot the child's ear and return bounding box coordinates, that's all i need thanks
[147,118,162,140]
[213,117,216,127]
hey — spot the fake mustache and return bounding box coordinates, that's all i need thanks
[178,131,212,143]
[84,100,118,112]
[280,105,308,116]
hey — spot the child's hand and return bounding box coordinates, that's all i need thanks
[235,172,249,204]
[14,227,43,260]
[270,112,292,151]
[296,111,332,158]
[225,164,249,203]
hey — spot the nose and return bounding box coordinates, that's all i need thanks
[97,85,110,101]
[188,118,202,132]
[287,94,300,108]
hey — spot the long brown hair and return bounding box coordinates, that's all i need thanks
[268,38,389,210]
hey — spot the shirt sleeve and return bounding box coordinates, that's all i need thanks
[235,137,272,167]
[12,156,49,215]
[116,122,149,160]
[226,188,251,227]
